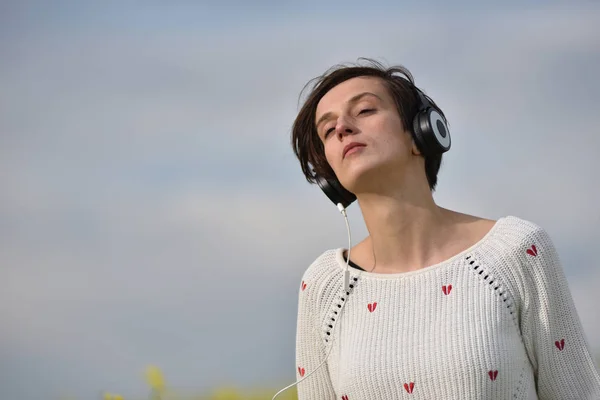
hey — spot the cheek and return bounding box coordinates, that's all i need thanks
[381,117,411,145]
[376,127,413,159]
[323,143,339,169]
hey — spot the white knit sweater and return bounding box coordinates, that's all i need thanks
[295,216,600,399]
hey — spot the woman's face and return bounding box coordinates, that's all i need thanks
[315,76,418,193]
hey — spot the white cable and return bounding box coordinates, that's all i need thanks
[338,203,351,294]
[271,202,353,400]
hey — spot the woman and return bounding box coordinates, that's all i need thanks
[288,60,600,399]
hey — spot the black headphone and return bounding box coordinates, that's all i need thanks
[315,82,451,209]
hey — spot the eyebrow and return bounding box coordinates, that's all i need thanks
[315,91,383,129]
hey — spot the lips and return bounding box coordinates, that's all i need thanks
[343,142,366,158]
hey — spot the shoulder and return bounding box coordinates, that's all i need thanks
[299,248,344,291]
[298,248,347,310]
[471,215,560,281]
[494,216,563,273]
[476,215,562,292]
[491,215,555,252]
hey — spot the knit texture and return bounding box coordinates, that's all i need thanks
[295,216,600,399]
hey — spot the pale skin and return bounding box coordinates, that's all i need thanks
[315,76,496,274]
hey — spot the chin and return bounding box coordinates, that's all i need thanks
[339,159,387,193]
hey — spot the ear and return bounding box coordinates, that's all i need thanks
[411,139,422,155]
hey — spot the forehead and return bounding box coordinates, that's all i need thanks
[316,76,389,117]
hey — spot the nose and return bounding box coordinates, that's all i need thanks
[335,116,356,139]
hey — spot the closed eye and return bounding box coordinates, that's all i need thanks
[323,109,375,138]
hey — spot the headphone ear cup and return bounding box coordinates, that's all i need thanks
[412,110,430,156]
[316,174,356,208]
[412,108,451,156]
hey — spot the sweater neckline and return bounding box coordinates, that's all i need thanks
[334,215,509,280]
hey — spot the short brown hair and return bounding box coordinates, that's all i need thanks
[290,58,446,191]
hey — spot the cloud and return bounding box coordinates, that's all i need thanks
[1,3,599,399]
[570,268,600,354]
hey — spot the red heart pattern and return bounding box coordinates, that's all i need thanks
[297,241,568,396]
[442,284,452,295]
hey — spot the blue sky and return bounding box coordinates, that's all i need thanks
[1,2,600,399]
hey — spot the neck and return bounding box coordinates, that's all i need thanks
[356,176,453,273]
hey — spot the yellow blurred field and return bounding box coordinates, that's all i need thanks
[79,355,600,400]
[101,388,298,400]
[94,366,298,400]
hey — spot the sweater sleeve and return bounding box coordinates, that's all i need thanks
[518,225,600,399]
[295,276,336,400]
